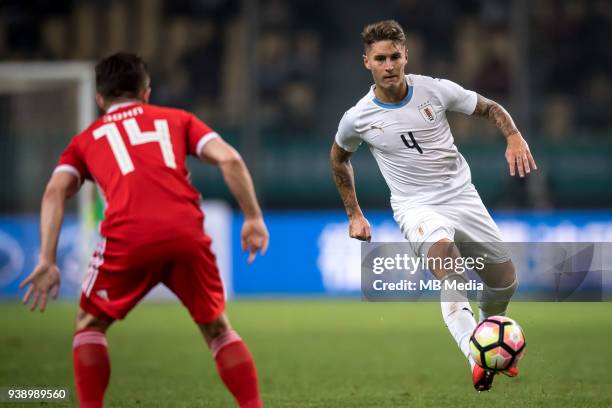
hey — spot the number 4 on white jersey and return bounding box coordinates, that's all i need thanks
[93,118,176,175]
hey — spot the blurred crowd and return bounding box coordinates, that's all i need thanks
[1,0,611,140]
[530,0,612,139]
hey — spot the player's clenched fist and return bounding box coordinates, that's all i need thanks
[349,215,372,241]
[241,216,269,264]
[505,132,537,178]
[19,262,61,312]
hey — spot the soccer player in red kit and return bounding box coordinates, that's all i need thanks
[19,53,269,408]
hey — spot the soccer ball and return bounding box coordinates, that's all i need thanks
[469,316,526,372]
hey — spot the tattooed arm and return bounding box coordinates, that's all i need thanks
[330,142,371,241]
[473,94,538,177]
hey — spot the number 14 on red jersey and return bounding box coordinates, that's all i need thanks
[93,118,177,175]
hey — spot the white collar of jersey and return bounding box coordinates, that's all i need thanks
[107,101,140,113]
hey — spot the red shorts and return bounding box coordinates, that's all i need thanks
[80,234,225,324]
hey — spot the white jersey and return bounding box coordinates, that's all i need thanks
[335,74,478,208]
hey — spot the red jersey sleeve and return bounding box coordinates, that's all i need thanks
[55,137,91,184]
[185,112,219,157]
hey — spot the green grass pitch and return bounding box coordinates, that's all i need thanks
[1,301,611,407]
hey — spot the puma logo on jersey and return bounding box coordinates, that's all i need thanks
[418,102,436,123]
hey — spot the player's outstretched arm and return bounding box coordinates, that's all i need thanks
[199,138,269,263]
[20,171,80,312]
[330,142,371,241]
[473,94,538,178]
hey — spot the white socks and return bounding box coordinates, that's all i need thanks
[441,300,477,369]
[440,275,519,368]
[440,273,477,369]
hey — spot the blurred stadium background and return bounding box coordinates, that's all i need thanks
[1,1,611,407]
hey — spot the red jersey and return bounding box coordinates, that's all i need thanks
[56,101,218,246]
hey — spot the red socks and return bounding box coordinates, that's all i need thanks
[72,328,260,408]
[210,330,262,408]
[72,330,110,408]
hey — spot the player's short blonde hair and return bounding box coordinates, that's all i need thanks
[361,20,406,50]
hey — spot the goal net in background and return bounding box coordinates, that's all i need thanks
[0,62,233,299]
[0,62,99,297]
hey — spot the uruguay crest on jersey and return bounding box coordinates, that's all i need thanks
[418,101,437,124]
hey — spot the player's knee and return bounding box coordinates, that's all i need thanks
[199,314,231,343]
[427,238,458,259]
[482,260,518,288]
[427,239,462,279]
[75,308,113,333]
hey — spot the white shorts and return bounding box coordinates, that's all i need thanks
[391,184,510,264]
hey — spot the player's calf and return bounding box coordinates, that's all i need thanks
[73,309,114,408]
[199,315,262,408]
[199,314,232,343]
[428,239,478,371]
[440,275,477,371]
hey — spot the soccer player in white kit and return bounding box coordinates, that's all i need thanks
[330,20,537,391]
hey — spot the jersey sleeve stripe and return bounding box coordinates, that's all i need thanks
[53,164,82,185]
[195,132,220,156]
